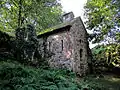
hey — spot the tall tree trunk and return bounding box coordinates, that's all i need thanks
[18,0,22,27]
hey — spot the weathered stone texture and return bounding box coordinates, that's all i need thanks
[47,30,74,70]
[38,13,90,76]
[70,17,88,76]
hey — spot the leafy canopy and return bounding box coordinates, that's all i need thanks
[85,0,120,43]
[0,0,62,35]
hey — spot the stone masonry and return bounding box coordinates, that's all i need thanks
[38,12,89,76]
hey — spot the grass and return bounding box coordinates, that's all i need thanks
[77,74,120,90]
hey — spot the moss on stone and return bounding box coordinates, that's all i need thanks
[38,22,71,35]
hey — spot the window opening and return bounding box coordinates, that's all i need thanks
[79,39,82,43]
[61,40,63,51]
[48,42,51,51]
[80,49,83,58]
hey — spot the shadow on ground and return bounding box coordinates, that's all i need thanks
[76,74,120,90]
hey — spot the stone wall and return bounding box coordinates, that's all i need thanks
[70,17,88,76]
[38,16,89,76]
[47,29,74,70]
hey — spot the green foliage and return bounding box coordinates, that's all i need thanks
[1,61,119,90]
[14,24,43,66]
[0,0,62,35]
[0,61,79,90]
[85,0,120,74]
[105,44,120,66]
[92,44,120,73]
[85,0,120,43]
[0,31,15,60]
[91,45,108,73]
[78,79,106,90]
[78,75,120,90]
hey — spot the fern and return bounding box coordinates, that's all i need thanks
[0,61,109,90]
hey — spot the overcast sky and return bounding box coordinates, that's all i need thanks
[60,0,87,19]
[60,0,97,48]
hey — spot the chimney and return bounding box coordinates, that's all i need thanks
[62,12,74,22]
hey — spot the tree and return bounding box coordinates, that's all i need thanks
[92,44,120,70]
[84,0,120,43]
[85,0,120,71]
[0,0,62,35]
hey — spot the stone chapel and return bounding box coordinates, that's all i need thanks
[38,12,89,76]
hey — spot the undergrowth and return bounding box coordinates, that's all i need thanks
[0,61,78,90]
[0,61,110,90]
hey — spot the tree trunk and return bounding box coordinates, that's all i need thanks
[18,0,22,27]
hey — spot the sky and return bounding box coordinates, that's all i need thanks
[60,0,97,48]
[60,0,87,20]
